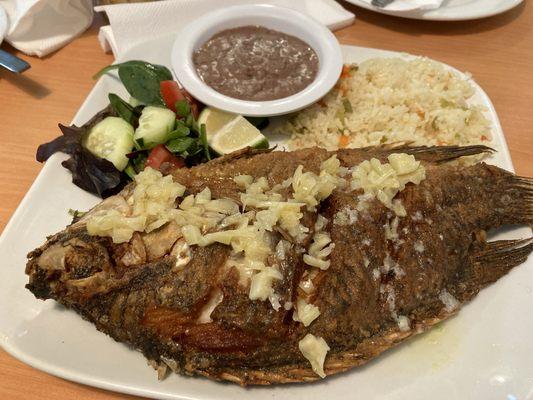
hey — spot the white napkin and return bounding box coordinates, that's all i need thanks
[365,0,444,12]
[0,0,93,57]
[95,0,355,59]
[0,6,7,44]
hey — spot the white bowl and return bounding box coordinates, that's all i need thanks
[171,4,343,117]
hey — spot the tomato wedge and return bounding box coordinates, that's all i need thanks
[160,80,200,118]
[160,81,184,113]
[146,144,185,171]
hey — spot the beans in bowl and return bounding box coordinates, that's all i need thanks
[193,26,319,101]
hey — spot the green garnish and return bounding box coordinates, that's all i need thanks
[166,137,196,154]
[166,123,190,141]
[175,100,191,118]
[124,164,137,179]
[108,93,140,126]
[135,137,145,149]
[199,123,211,161]
[343,99,353,113]
[94,60,173,106]
[68,209,86,218]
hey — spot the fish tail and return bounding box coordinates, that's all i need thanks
[470,238,533,286]
[501,175,533,225]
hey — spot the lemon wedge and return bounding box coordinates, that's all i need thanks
[198,108,268,155]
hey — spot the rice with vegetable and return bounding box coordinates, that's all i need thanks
[277,57,492,150]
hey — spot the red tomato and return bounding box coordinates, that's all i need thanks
[160,81,184,113]
[146,144,185,171]
[160,80,201,118]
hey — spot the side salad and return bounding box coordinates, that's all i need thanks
[37,60,268,198]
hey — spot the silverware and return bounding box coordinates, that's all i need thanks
[0,49,30,73]
[371,0,396,7]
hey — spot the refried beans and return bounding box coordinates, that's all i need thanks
[193,26,319,101]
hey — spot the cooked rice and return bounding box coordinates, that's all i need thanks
[276,57,492,150]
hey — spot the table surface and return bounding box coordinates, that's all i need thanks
[1,2,532,399]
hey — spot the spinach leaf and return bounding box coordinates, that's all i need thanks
[94,60,173,106]
[166,123,190,140]
[108,93,142,126]
[118,63,165,106]
[93,60,172,81]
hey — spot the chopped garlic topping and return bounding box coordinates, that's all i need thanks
[299,276,315,294]
[333,207,358,226]
[304,232,335,270]
[439,289,460,312]
[384,216,400,241]
[396,315,411,332]
[351,153,426,216]
[249,266,283,301]
[87,168,185,243]
[275,240,289,261]
[86,210,146,244]
[88,158,343,308]
[87,168,238,244]
[414,241,425,253]
[377,252,405,280]
[130,168,186,232]
[298,334,330,378]
[233,174,254,188]
[293,298,320,327]
[171,239,191,269]
[291,156,340,211]
[269,293,282,311]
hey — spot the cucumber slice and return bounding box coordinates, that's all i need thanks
[134,106,175,148]
[83,117,134,171]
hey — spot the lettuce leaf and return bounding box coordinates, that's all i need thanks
[36,106,125,198]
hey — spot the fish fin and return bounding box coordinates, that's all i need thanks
[207,146,274,165]
[469,238,533,287]
[358,143,494,163]
[395,144,494,163]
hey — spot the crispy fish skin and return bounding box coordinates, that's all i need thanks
[25,146,533,385]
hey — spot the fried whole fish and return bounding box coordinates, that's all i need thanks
[26,145,533,385]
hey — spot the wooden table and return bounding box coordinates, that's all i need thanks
[0,2,531,399]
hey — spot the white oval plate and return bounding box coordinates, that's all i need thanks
[0,34,531,400]
[345,0,523,21]
[171,4,342,117]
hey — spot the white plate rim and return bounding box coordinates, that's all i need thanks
[344,0,524,21]
[0,38,527,400]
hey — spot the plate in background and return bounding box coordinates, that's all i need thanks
[0,34,531,400]
[345,0,523,21]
